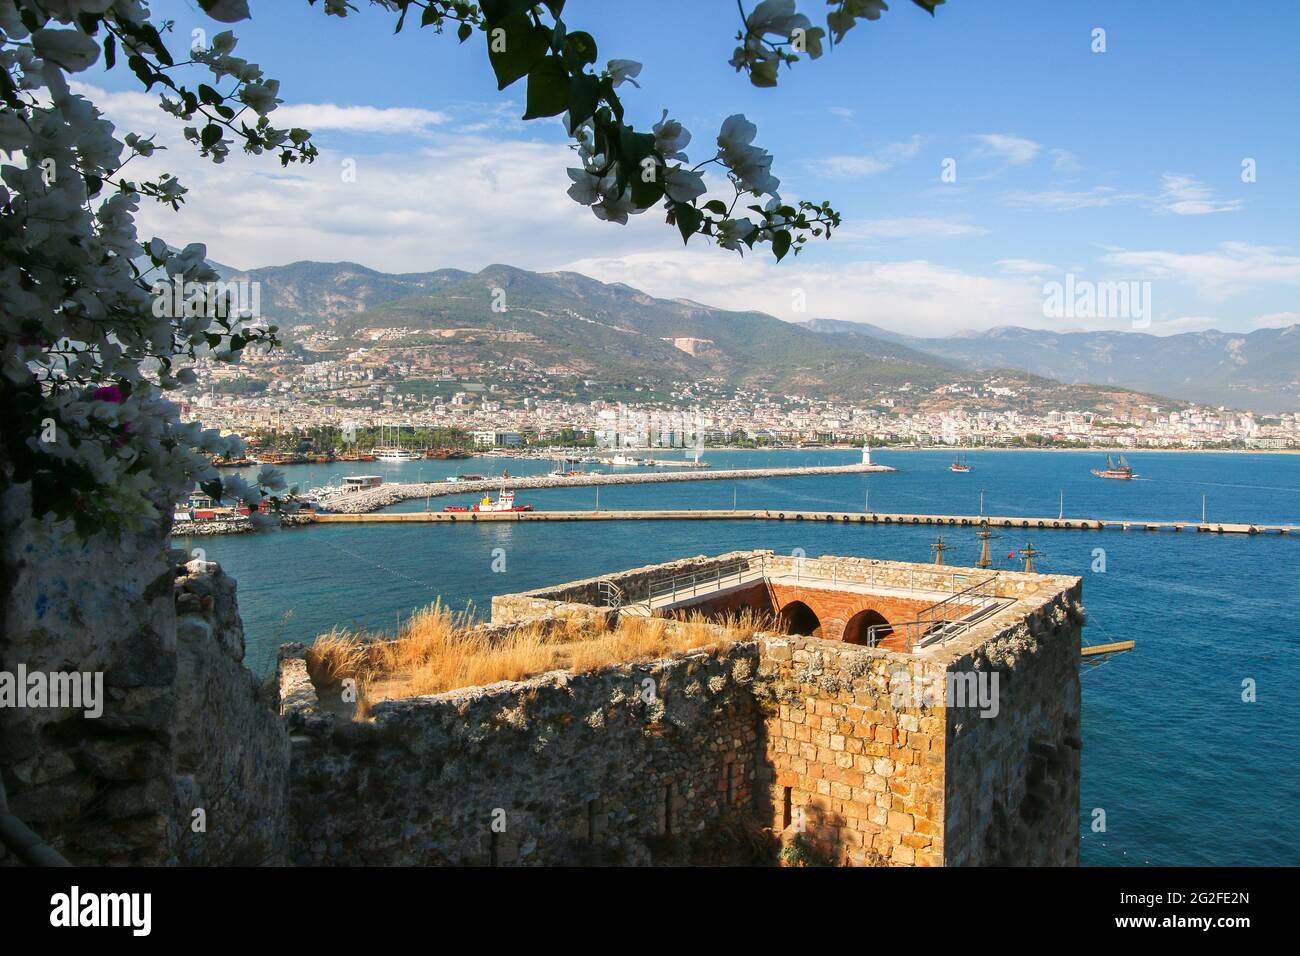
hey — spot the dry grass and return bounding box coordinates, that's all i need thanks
[306,603,774,716]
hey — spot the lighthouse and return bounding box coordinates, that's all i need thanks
[861,442,872,466]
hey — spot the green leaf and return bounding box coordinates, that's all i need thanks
[566,72,600,129]
[200,124,221,149]
[561,30,597,72]
[673,202,703,245]
[103,32,115,70]
[772,230,792,261]
[486,12,549,90]
[703,200,728,217]
[618,126,663,207]
[912,0,945,13]
[480,0,534,25]
[522,56,570,120]
[457,22,473,42]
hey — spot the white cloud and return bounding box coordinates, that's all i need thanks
[845,217,988,240]
[273,103,451,134]
[559,249,1043,337]
[972,133,1041,167]
[996,258,1054,274]
[1049,148,1081,173]
[807,135,922,178]
[1250,311,1300,329]
[1155,173,1241,215]
[1003,186,1136,211]
[1101,242,1300,301]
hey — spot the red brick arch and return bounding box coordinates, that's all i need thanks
[842,608,891,646]
[767,583,938,644]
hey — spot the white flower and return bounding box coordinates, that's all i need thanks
[746,0,810,37]
[717,217,757,250]
[591,185,643,225]
[201,0,252,23]
[566,168,611,206]
[32,29,101,73]
[607,59,642,88]
[239,80,281,116]
[664,166,707,204]
[653,110,691,163]
[257,464,288,495]
[717,115,781,196]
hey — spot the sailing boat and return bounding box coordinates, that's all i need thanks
[1091,454,1135,480]
[949,453,971,473]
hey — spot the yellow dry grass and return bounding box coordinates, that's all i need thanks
[306,603,773,716]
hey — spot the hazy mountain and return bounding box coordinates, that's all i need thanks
[228,260,1177,412]
[218,260,471,325]
[800,319,1300,412]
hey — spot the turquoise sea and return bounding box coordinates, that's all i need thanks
[178,448,1300,866]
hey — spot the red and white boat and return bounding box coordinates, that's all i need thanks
[444,489,533,513]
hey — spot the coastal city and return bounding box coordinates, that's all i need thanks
[179,352,1300,453]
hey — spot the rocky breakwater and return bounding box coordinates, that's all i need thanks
[313,462,894,515]
[172,513,316,536]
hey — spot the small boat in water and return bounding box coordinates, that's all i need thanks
[444,489,533,513]
[1091,455,1135,480]
[949,454,971,473]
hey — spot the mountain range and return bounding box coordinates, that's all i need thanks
[800,319,1300,413]
[212,259,1295,413]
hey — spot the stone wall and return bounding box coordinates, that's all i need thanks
[281,638,765,865]
[1,473,289,865]
[940,583,1083,866]
[753,635,947,866]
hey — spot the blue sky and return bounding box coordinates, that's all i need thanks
[86,0,1300,336]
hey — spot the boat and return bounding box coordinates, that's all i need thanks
[372,446,421,462]
[600,454,642,466]
[949,454,971,474]
[444,489,533,513]
[1091,455,1135,480]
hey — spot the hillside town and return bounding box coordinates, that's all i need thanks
[179,354,1300,451]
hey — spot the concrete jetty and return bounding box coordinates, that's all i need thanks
[310,462,894,515]
[310,508,1297,535]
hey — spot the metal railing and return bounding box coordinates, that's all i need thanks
[642,556,766,609]
[866,576,1006,652]
[597,579,624,609]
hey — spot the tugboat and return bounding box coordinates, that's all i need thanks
[949,454,971,473]
[1091,454,1135,480]
[444,489,533,513]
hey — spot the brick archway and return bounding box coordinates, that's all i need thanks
[778,600,821,637]
[843,608,891,646]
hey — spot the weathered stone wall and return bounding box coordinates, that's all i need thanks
[170,561,290,865]
[940,583,1083,866]
[495,549,763,612]
[283,558,1083,868]
[753,636,947,866]
[1,471,289,865]
[281,640,765,866]
[1,482,179,864]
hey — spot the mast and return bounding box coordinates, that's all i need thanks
[930,537,947,565]
[1019,543,1039,574]
[976,527,995,569]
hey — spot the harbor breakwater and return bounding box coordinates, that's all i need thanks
[310,463,893,515]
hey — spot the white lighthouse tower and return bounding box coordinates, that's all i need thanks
[861,442,872,466]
